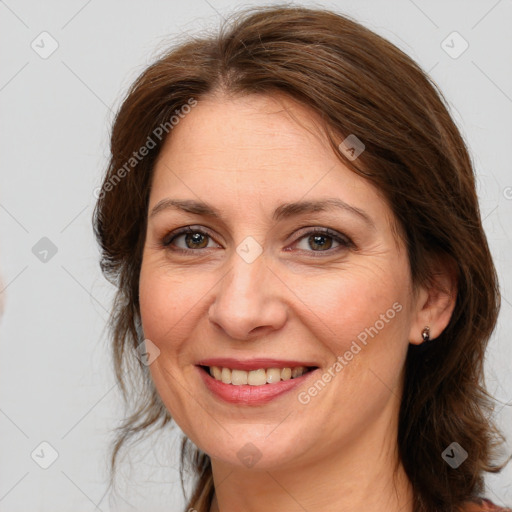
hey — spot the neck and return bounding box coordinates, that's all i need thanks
[208,401,414,512]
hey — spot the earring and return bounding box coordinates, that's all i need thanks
[422,326,430,342]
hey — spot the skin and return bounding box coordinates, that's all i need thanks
[139,91,456,512]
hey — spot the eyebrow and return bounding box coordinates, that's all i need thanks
[149,198,374,228]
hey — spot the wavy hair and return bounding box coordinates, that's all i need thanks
[93,5,510,511]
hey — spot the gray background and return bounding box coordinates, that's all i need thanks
[0,0,511,510]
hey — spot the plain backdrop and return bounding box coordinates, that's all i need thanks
[0,0,511,510]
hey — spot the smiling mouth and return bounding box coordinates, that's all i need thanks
[199,365,318,386]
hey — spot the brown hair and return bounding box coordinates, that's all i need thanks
[93,4,510,511]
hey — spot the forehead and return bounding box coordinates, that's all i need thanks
[150,92,386,222]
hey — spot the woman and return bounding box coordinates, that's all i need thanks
[93,5,511,512]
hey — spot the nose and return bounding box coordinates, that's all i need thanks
[207,250,288,341]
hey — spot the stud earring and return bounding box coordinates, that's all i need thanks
[422,326,430,342]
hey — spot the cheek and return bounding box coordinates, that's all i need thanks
[139,275,169,340]
[138,261,219,356]
[290,263,407,347]
[291,266,410,414]
[139,265,188,345]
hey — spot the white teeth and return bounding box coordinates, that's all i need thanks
[211,366,222,380]
[266,368,281,383]
[208,365,309,385]
[231,369,248,385]
[281,368,292,380]
[291,367,303,378]
[221,367,231,384]
[247,369,267,386]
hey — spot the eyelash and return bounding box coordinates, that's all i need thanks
[160,225,354,256]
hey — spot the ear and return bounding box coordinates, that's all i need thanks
[408,255,458,345]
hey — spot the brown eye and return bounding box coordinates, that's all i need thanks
[292,228,353,255]
[182,232,210,249]
[162,227,217,251]
[161,226,353,256]
[307,234,334,251]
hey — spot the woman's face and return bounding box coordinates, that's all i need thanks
[139,92,425,471]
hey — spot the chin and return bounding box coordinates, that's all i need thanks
[193,427,312,472]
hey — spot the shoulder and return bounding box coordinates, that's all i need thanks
[462,498,512,511]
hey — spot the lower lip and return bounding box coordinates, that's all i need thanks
[197,366,317,405]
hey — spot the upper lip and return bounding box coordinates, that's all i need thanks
[197,358,319,371]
